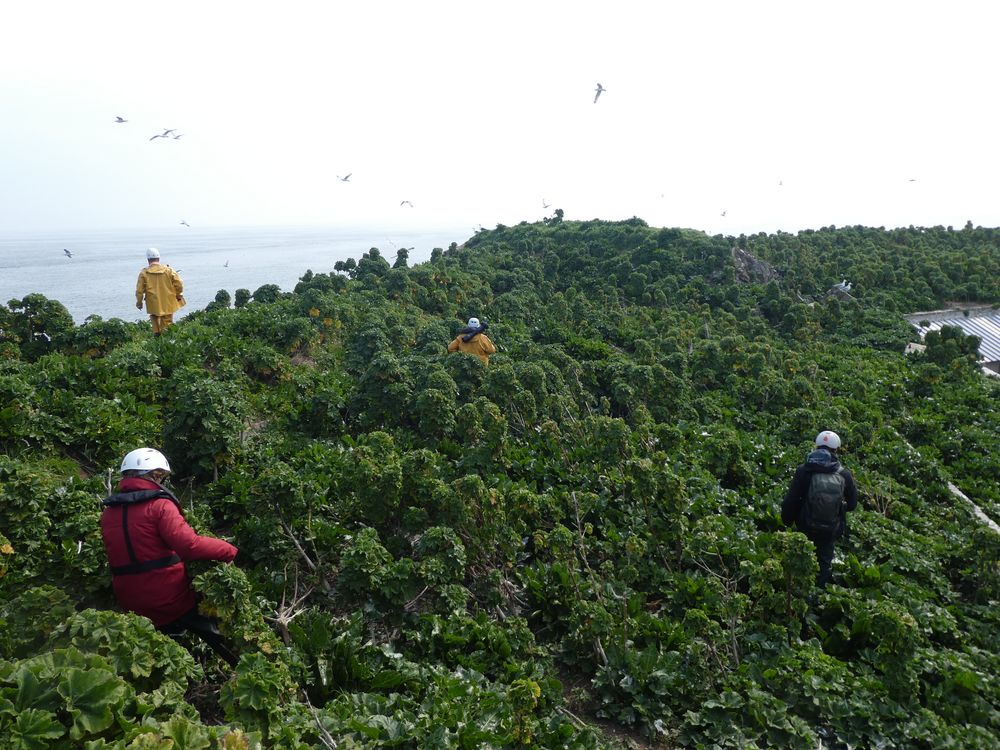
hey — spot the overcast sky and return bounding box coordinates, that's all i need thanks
[2,1,998,238]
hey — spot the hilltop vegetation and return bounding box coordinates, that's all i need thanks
[1,218,999,749]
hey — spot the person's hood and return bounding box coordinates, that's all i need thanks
[143,264,171,274]
[103,476,182,510]
[804,448,841,473]
[118,477,161,492]
[461,320,487,342]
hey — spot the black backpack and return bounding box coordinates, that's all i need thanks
[802,469,846,535]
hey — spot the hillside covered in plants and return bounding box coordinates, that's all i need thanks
[1,218,999,749]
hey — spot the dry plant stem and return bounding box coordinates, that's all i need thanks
[404,586,430,613]
[299,687,338,749]
[571,491,609,667]
[556,706,588,730]
[265,566,314,645]
[690,556,742,669]
[280,519,317,571]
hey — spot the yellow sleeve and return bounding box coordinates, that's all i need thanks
[447,337,459,353]
[167,267,184,296]
[135,271,146,305]
[482,336,496,355]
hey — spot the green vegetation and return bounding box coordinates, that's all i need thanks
[2,219,999,748]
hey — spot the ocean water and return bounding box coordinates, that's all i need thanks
[0,225,468,323]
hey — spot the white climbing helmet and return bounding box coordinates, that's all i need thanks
[815,431,842,450]
[467,317,480,329]
[146,247,160,260]
[120,448,171,474]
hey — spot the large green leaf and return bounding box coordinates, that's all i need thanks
[127,737,175,750]
[86,733,182,750]
[50,610,202,695]
[7,707,65,750]
[160,714,213,750]
[9,665,60,714]
[57,666,126,740]
[81,740,128,750]
[23,646,113,680]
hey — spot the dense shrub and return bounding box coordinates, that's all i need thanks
[2,220,998,747]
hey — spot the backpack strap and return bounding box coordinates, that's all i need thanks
[110,554,182,576]
[109,502,182,576]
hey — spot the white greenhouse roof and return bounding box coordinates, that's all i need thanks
[908,308,1000,363]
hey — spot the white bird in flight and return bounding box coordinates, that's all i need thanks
[63,248,73,258]
[542,199,551,209]
[180,220,190,227]
[337,173,352,182]
[149,128,176,141]
[594,83,605,103]
[114,116,127,123]
[400,200,414,208]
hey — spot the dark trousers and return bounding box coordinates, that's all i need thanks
[811,535,837,588]
[160,607,239,666]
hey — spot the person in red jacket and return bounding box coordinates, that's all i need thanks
[101,447,239,664]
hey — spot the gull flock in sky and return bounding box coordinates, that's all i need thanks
[2,2,998,236]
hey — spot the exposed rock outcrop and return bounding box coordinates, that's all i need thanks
[731,247,781,284]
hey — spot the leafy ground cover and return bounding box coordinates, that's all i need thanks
[1,218,999,748]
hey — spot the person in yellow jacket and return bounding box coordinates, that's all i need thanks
[447,317,496,364]
[136,248,185,335]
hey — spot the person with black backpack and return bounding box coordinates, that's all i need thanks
[781,431,859,587]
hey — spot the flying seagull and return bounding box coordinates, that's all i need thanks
[172,133,183,140]
[114,116,127,123]
[542,199,551,209]
[908,178,917,182]
[594,83,605,103]
[149,128,176,141]
[400,200,414,207]
[337,173,352,182]
[224,260,230,268]
[180,220,190,227]
[721,210,727,217]
[63,248,72,258]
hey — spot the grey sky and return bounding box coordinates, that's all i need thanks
[2,0,998,236]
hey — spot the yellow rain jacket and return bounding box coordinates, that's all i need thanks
[136,264,186,316]
[447,332,496,364]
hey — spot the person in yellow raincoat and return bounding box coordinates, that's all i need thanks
[447,317,496,364]
[136,248,185,335]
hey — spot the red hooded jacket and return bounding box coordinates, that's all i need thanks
[100,477,237,626]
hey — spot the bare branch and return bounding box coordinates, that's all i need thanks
[280,519,317,571]
[264,565,314,644]
[299,687,338,749]
[556,706,589,730]
[593,636,609,667]
[403,586,430,613]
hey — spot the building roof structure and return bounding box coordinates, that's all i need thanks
[907,307,1000,365]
